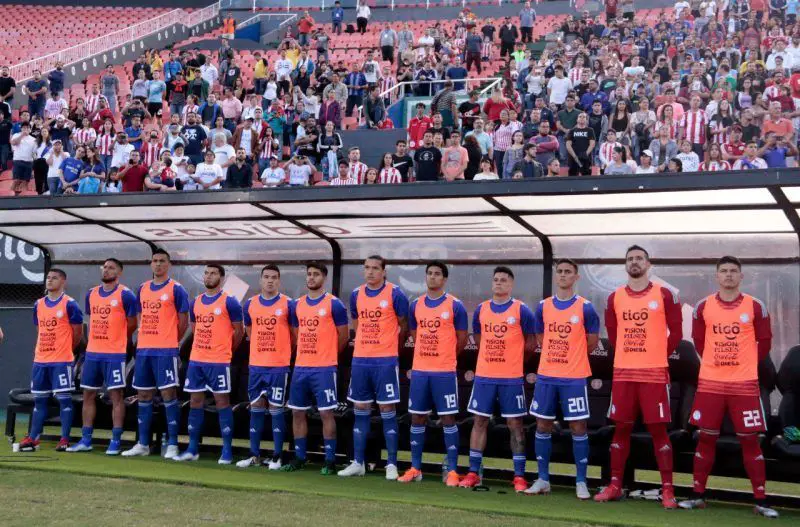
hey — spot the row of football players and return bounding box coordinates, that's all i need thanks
[21,248,778,517]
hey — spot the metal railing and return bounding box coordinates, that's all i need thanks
[9,3,222,82]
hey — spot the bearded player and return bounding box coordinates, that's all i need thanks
[678,256,779,518]
[595,246,682,508]
[175,264,244,464]
[397,261,468,485]
[525,259,599,499]
[68,258,138,455]
[19,269,84,452]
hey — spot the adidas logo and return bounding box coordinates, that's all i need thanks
[659,445,671,452]
[353,428,361,434]
[272,428,280,433]
[410,441,418,446]
[386,429,397,435]
[137,419,143,424]
[249,428,257,433]
[757,486,765,491]
[695,452,703,458]
[756,455,765,461]
[325,445,332,450]
[536,456,542,461]
[694,480,699,486]
[222,427,231,434]
[448,445,457,450]
[168,420,177,426]
[611,442,620,449]
[579,458,588,463]
[188,424,194,430]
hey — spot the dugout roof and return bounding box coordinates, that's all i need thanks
[2,170,800,297]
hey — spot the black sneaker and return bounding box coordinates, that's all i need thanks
[280,458,307,472]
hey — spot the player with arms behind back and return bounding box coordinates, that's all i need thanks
[237,264,295,469]
[595,246,682,508]
[525,259,599,500]
[123,249,189,459]
[19,268,84,452]
[339,256,409,479]
[398,261,469,485]
[460,266,536,492]
[282,262,349,475]
[679,256,779,518]
[175,265,244,464]
[68,258,138,455]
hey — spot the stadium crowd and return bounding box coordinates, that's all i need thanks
[3,0,800,195]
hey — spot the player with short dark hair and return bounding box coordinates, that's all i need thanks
[525,260,599,499]
[68,258,138,455]
[123,249,190,459]
[397,261,469,485]
[237,264,295,469]
[339,256,410,479]
[678,257,779,518]
[595,246,682,508]
[18,269,84,452]
[459,266,536,492]
[175,265,244,464]
[282,261,349,475]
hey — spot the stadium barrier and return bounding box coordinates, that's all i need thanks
[2,172,800,504]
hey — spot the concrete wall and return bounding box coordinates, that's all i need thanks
[0,309,38,408]
[339,128,406,168]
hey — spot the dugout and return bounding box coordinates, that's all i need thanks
[2,171,800,504]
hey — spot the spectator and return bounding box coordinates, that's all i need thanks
[10,122,36,194]
[168,71,188,118]
[431,80,458,128]
[463,134,482,180]
[502,130,526,179]
[330,0,344,34]
[636,150,657,174]
[379,23,398,64]
[344,67,367,118]
[546,157,563,177]
[45,138,68,194]
[649,125,680,172]
[565,112,596,176]
[140,130,162,168]
[700,143,733,171]
[77,147,106,194]
[474,157,499,180]
[408,102,432,151]
[0,65,16,119]
[330,161,358,185]
[441,131,469,181]
[519,2,536,43]
[146,71,167,126]
[759,131,799,167]
[297,11,315,48]
[530,120,559,166]
[391,140,414,182]
[356,3,371,34]
[378,153,403,184]
[346,146,368,183]
[258,126,280,174]
[100,65,119,115]
[117,150,148,192]
[47,62,65,97]
[413,131,441,181]
[604,146,635,175]
[498,16,519,58]
[221,88,243,131]
[514,143,545,178]
[260,155,286,187]
[286,153,314,186]
[226,148,253,188]
[181,113,208,166]
[676,139,701,172]
[212,133,236,181]
[492,109,520,176]
[599,129,623,170]
[193,150,225,189]
[31,128,51,194]
[318,89,342,130]
[465,27,483,74]
[363,86,386,129]
[25,70,48,118]
[397,23,415,65]
[362,167,380,184]
[465,117,493,158]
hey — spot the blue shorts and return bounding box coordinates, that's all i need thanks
[467,377,526,418]
[348,361,400,405]
[132,355,180,390]
[81,357,126,390]
[530,380,590,421]
[183,361,231,393]
[288,368,338,411]
[31,362,73,395]
[248,367,289,406]
[408,372,459,415]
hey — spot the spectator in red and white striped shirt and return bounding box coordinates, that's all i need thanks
[347,146,369,184]
[181,95,199,126]
[700,143,732,171]
[378,153,402,184]
[330,161,359,186]
[492,109,520,175]
[380,67,396,107]
[71,117,97,148]
[678,95,707,158]
[599,129,622,170]
[140,131,163,167]
[362,167,380,184]
[85,85,103,115]
[94,119,116,171]
[258,126,280,175]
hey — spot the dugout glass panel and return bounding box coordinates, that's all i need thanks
[157,239,332,264]
[64,203,272,221]
[339,236,542,262]
[49,242,154,263]
[0,209,78,225]
[2,225,135,244]
[264,198,499,217]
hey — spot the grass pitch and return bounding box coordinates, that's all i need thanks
[0,436,797,527]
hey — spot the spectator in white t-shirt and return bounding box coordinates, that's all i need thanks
[260,155,286,187]
[286,154,314,186]
[212,133,235,180]
[110,132,135,168]
[193,150,225,189]
[547,65,572,106]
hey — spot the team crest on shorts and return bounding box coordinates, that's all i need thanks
[56,310,64,318]
[379,300,389,308]
[693,410,702,420]
[532,400,539,410]
[275,309,283,316]
[441,311,450,320]
[570,315,580,324]
[318,308,327,316]
[110,299,119,307]
[472,399,478,408]
[213,308,222,315]
[648,301,658,310]
[506,316,516,324]
[160,294,169,301]
[740,313,750,323]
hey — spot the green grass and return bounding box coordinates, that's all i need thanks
[0,437,798,527]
